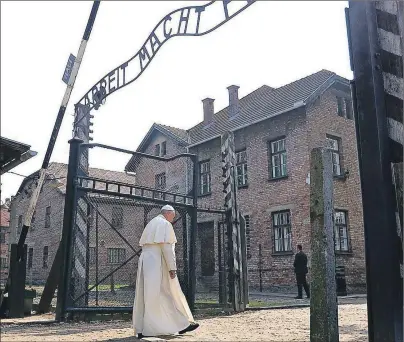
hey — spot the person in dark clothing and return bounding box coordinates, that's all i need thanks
[293,244,310,299]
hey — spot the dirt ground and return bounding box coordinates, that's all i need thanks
[1,303,367,342]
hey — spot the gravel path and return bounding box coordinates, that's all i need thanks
[1,304,367,341]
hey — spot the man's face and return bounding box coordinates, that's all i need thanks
[165,211,175,223]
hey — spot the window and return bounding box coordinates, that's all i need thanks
[245,215,251,259]
[31,211,36,227]
[111,206,123,229]
[270,138,287,178]
[272,211,292,253]
[337,96,344,117]
[17,215,22,235]
[155,173,166,199]
[155,144,161,156]
[45,206,51,228]
[337,96,353,119]
[107,248,126,264]
[43,246,49,268]
[326,136,342,176]
[161,141,167,156]
[89,247,96,265]
[0,232,5,244]
[0,257,7,269]
[236,150,248,187]
[334,211,349,252]
[199,161,211,195]
[28,248,33,269]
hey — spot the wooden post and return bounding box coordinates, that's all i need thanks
[38,244,63,313]
[7,244,27,318]
[310,148,339,342]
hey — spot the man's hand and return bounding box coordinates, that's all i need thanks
[169,270,177,279]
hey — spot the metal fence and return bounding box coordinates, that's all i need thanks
[58,141,232,319]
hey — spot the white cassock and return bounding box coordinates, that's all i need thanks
[133,214,194,336]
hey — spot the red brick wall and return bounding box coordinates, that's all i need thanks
[186,87,366,293]
[306,87,366,291]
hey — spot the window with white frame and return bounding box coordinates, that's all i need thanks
[272,211,292,253]
[155,172,166,199]
[107,248,126,264]
[270,138,287,178]
[199,161,211,195]
[236,150,248,187]
[334,210,349,252]
[155,144,161,156]
[337,96,353,120]
[326,136,342,176]
[0,257,8,269]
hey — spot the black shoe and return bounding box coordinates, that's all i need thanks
[179,322,200,335]
[294,296,303,299]
[137,333,150,339]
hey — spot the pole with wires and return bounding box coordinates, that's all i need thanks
[0,1,101,317]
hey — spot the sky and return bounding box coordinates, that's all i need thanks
[1,1,352,203]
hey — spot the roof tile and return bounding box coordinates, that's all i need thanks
[187,70,337,145]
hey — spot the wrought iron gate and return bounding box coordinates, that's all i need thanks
[57,140,199,319]
[56,139,243,320]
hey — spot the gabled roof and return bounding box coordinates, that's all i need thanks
[187,70,349,146]
[132,69,350,153]
[16,162,136,196]
[136,123,188,153]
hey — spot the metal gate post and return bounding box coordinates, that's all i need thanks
[182,212,189,300]
[55,138,83,321]
[189,154,199,311]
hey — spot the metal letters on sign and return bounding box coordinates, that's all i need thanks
[76,0,256,110]
[62,54,76,84]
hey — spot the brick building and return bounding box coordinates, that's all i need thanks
[0,207,10,285]
[127,70,366,293]
[9,162,137,285]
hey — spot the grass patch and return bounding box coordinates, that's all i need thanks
[88,284,130,291]
[195,299,218,305]
[247,300,289,308]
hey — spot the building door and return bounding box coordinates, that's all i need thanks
[199,222,215,276]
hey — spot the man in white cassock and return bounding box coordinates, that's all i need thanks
[133,205,199,339]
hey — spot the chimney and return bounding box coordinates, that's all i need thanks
[227,85,240,118]
[202,98,215,125]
